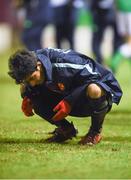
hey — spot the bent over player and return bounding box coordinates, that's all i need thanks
[8,48,123,145]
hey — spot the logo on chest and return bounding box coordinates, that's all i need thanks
[57,83,65,91]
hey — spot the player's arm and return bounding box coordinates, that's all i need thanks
[52,66,100,121]
[20,83,34,117]
[52,85,87,121]
[20,83,26,98]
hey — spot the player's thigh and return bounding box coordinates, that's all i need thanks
[116,12,127,36]
[126,13,131,36]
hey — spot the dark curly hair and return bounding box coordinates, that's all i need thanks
[8,50,37,84]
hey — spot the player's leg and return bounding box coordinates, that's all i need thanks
[31,86,78,142]
[66,22,75,49]
[92,24,105,64]
[22,23,44,50]
[79,83,112,145]
[110,12,131,73]
[55,24,64,49]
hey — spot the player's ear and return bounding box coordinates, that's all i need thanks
[36,61,41,71]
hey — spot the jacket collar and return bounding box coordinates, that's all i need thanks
[35,52,52,82]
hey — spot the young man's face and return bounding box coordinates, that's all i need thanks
[24,62,45,87]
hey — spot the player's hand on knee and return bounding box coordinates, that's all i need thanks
[21,96,34,117]
[52,100,71,121]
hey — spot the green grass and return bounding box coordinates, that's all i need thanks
[0,50,131,179]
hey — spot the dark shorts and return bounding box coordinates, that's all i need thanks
[30,85,111,122]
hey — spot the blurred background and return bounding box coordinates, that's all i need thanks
[0,1,131,178]
[0,0,124,58]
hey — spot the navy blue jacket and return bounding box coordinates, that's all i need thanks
[28,48,123,107]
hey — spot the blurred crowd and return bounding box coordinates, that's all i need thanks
[0,0,131,72]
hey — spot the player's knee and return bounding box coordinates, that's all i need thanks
[86,83,104,99]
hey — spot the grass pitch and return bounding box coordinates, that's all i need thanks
[0,50,131,179]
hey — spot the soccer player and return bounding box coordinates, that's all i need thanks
[18,0,52,50]
[8,48,122,145]
[110,0,131,73]
[50,0,76,49]
[89,0,122,65]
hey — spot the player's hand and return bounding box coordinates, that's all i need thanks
[52,100,71,121]
[21,97,34,117]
